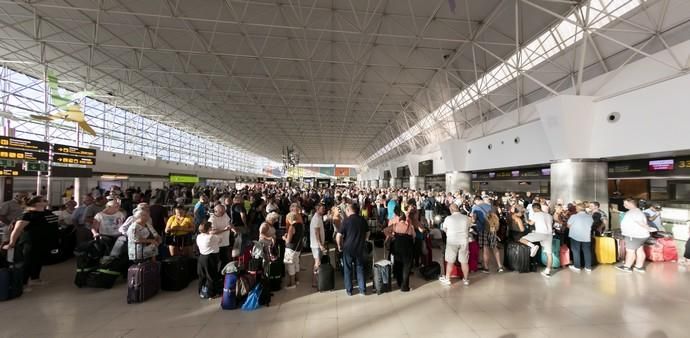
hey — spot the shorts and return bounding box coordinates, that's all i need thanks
[286,254,301,276]
[445,242,469,263]
[166,233,193,247]
[521,232,553,254]
[625,236,648,251]
[477,229,499,249]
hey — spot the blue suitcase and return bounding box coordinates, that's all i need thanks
[221,273,238,310]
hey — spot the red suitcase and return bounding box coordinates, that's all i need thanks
[644,237,678,262]
[444,241,479,278]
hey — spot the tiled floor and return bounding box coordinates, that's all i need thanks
[1,250,689,338]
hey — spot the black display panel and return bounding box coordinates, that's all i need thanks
[418,160,433,176]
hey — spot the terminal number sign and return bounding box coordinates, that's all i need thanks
[677,159,690,169]
[52,143,97,157]
[0,136,50,152]
[53,154,96,166]
[0,149,49,162]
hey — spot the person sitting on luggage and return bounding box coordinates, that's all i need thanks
[567,203,594,272]
[283,204,305,289]
[165,205,195,257]
[196,221,221,299]
[643,204,663,231]
[126,210,161,262]
[92,200,126,241]
[519,203,554,278]
[385,206,414,292]
[439,203,471,286]
[2,196,54,291]
[616,198,656,273]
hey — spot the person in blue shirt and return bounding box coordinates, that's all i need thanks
[386,193,398,223]
[194,194,209,230]
[470,196,504,273]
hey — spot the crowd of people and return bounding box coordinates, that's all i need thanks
[1,183,689,298]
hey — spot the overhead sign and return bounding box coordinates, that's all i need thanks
[52,143,97,157]
[0,164,32,177]
[0,159,16,167]
[23,162,49,172]
[169,174,199,184]
[0,149,49,161]
[53,154,96,166]
[335,167,351,177]
[50,166,92,178]
[0,136,49,152]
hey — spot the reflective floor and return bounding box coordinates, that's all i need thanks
[1,251,688,338]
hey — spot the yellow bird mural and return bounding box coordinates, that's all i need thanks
[30,72,97,136]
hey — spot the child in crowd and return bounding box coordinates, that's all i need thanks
[196,221,221,299]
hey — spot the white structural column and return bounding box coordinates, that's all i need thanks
[550,160,608,215]
[389,177,397,189]
[371,180,379,189]
[446,172,472,193]
[409,176,425,191]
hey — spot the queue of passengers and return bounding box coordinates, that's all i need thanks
[1,184,689,297]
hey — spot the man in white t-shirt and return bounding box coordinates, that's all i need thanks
[520,203,554,278]
[617,198,655,273]
[208,204,233,270]
[310,204,327,270]
[439,203,471,286]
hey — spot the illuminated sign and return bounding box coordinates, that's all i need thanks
[0,136,49,152]
[169,174,199,183]
[0,149,49,161]
[52,143,97,157]
[52,154,96,166]
[648,159,674,171]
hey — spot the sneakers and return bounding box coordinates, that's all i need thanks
[569,266,581,272]
[479,268,490,274]
[23,286,32,293]
[615,265,632,273]
[541,270,551,278]
[439,276,451,286]
[285,284,297,289]
[584,268,592,273]
[462,279,470,286]
[529,245,539,257]
[497,267,505,273]
[633,266,646,273]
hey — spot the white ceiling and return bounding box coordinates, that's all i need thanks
[0,0,688,165]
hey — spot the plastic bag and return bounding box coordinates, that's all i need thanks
[241,284,262,311]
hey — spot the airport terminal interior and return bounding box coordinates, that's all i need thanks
[1,0,690,337]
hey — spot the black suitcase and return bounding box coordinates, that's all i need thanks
[0,261,23,301]
[161,256,191,291]
[266,260,283,292]
[317,255,335,292]
[505,242,532,273]
[85,270,119,289]
[373,260,392,295]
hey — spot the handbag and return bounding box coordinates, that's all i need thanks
[283,247,297,264]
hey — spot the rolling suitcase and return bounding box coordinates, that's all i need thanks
[127,244,160,304]
[594,236,616,264]
[221,272,238,310]
[317,255,335,292]
[161,256,191,291]
[505,241,531,273]
[0,249,23,301]
[540,238,561,268]
[644,237,678,262]
[559,244,571,267]
[373,260,392,295]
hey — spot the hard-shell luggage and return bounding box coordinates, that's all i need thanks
[559,244,571,267]
[540,238,561,268]
[127,244,160,304]
[266,261,283,292]
[161,256,192,291]
[594,236,617,264]
[373,260,392,295]
[0,255,23,301]
[505,241,531,273]
[317,255,335,292]
[644,237,678,262]
[221,272,238,310]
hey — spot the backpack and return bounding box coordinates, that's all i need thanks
[487,212,500,233]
